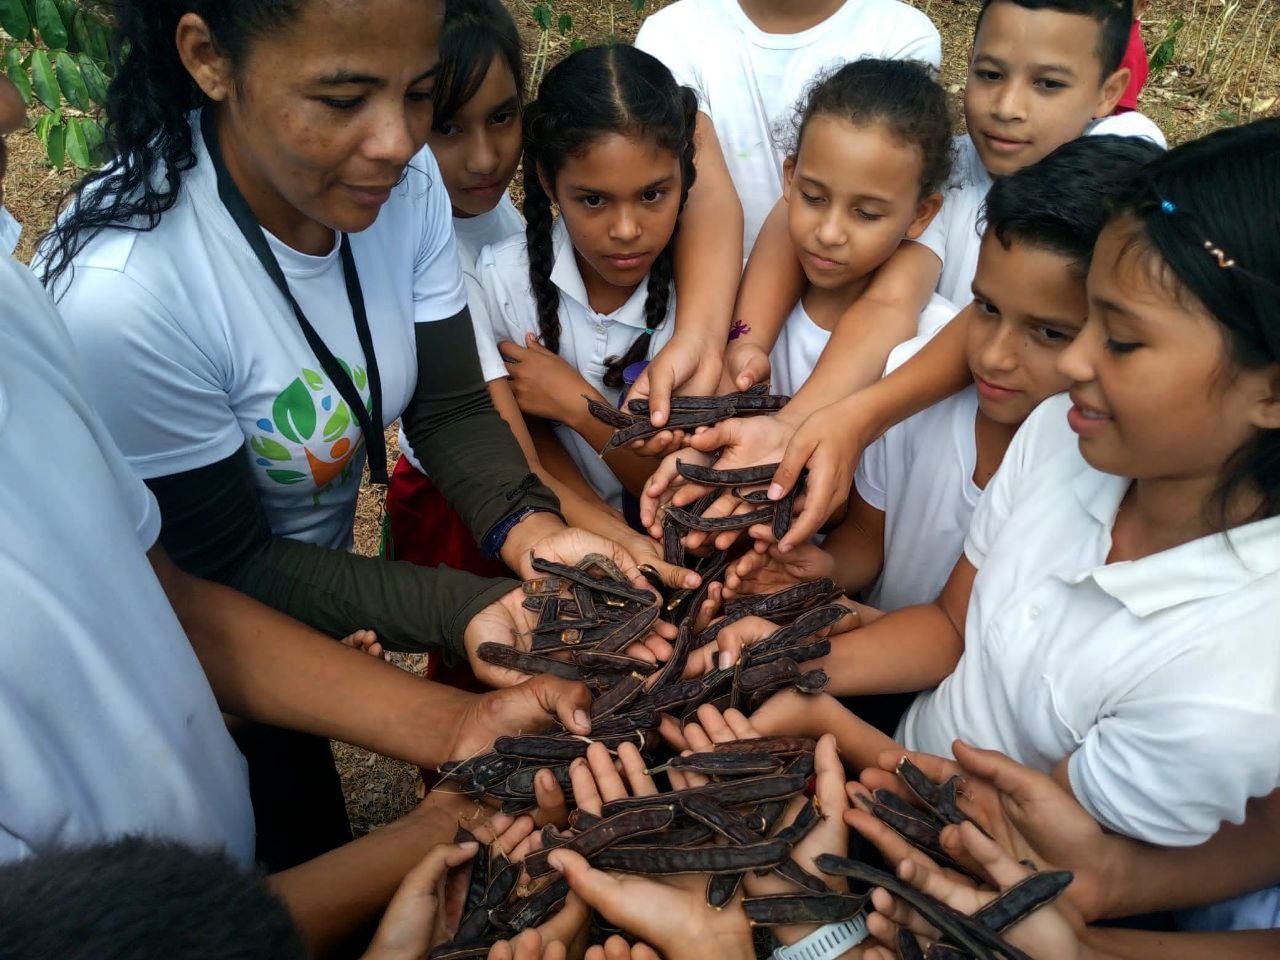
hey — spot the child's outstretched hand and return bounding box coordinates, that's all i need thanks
[499,334,594,424]
[359,840,478,960]
[624,328,726,456]
[723,541,836,598]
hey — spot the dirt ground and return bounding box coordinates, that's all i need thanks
[3,0,1277,835]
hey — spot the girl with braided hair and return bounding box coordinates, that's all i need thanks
[475,44,698,512]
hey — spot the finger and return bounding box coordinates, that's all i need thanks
[532,890,589,952]
[948,821,1037,890]
[547,848,627,917]
[585,740,630,804]
[497,929,541,960]
[533,768,569,828]
[617,741,660,797]
[644,556,701,590]
[870,884,941,941]
[535,676,593,735]
[473,812,515,845]
[491,816,537,858]
[693,703,738,743]
[843,805,935,876]
[681,722,716,753]
[657,714,693,753]
[858,766,915,805]
[585,947,606,960]
[568,756,604,817]
[720,708,762,740]
[602,934,632,960]
[952,740,1050,806]
[643,362,673,429]
[632,943,662,960]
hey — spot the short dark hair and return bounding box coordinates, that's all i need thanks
[434,0,524,131]
[787,58,954,198]
[1108,117,1280,527]
[974,0,1134,78]
[0,836,306,960]
[982,134,1164,273]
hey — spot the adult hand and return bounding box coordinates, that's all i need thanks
[444,674,593,761]
[624,329,725,453]
[549,849,755,960]
[860,822,1087,960]
[613,524,701,591]
[359,841,479,960]
[506,525,652,593]
[499,335,596,424]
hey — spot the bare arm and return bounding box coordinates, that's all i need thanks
[821,489,887,596]
[1083,928,1280,960]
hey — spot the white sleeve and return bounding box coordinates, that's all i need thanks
[916,204,947,267]
[854,432,890,512]
[463,269,508,383]
[887,16,942,70]
[412,150,469,323]
[634,15,705,108]
[57,266,245,479]
[1068,667,1280,846]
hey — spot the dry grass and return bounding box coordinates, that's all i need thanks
[3,0,1277,834]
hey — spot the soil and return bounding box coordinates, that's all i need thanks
[3,0,1276,836]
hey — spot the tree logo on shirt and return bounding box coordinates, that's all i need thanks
[248,363,372,504]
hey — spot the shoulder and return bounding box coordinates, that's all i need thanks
[1000,393,1077,479]
[1087,112,1167,149]
[636,0,721,38]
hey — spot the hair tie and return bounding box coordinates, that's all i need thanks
[644,327,656,336]
[1203,240,1236,269]
[1160,200,1177,214]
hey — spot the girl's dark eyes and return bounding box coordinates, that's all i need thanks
[1032,324,1074,344]
[641,188,666,203]
[974,69,1002,82]
[580,195,603,208]
[800,190,823,205]
[491,110,516,125]
[321,97,362,110]
[974,298,998,316]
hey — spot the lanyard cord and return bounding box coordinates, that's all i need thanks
[199,108,389,485]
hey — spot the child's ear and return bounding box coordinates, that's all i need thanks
[1093,66,1131,118]
[1248,365,1280,432]
[782,156,796,202]
[905,192,944,240]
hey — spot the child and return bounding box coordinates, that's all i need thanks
[475,45,696,511]
[745,119,1280,862]
[769,58,957,398]
[634,0,940,253]
[920,0,1166,306]
[732,135,1163,611]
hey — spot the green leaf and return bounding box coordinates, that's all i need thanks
[80,116,105,162]
[30,48,59,110]
[55,50,90,111]
[45,118,65,168]
[557,12,573,34]
[272,377,318,443]
[32,0,66,48]
[532,3,552,30]
[630,0,646,11]
[1148,14,1184,75]
[52,0,76,47]
[75,53,107,105]
[352,366,367,390]
[0,0,32,42]
[64,115,90,168]
[322,402,351,443]
[301,367,325,390]
[250,435,293,461]
[5,48,32,105]
[569,36,587,53]
[265,469,308,485]
[72,8,109,63]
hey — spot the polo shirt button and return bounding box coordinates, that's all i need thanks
[1028,604,1040,620]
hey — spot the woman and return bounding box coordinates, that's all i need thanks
[38,0,646,866]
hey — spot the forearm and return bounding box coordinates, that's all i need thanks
[533,417,622,509]
[819,603,963,698]
[1081,927,1280,960]
[405,311,561,542]
[822,518,884,597]
[732,199,805,354]
[784,243,943,423]
[270,792,474,957]
[155,547,476,769]
[563,403,662,498]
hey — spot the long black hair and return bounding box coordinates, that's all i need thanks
[787,58,953,200]
[434,0,523,132]
[520,44,697,389]
[1110,117,1280,526]
[39,1,306,291]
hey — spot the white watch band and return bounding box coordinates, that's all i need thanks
[771,914,869,960]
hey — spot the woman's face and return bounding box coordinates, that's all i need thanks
[427,54,522,219]
[202,0,443,253]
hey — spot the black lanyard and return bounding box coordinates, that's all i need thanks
[200,108,389,485]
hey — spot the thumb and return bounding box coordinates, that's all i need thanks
[685,421,733,453]
[767,429,814,501]
[644,557,701,590]
[729,347,770,392]
[548,849,619,911]
[953,740,1047,803]
[537,676,594,735]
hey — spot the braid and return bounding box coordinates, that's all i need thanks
[602,87,698,389]
[521,141,562,354]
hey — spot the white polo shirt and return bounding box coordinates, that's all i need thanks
[898,394,1280,847]
[918,115,1168,307]
[770,292,956,397]
[473,220,676,509]
[635,0,940,252]
[0,255,254,863]
[854,386,982,611]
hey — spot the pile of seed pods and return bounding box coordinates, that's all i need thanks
[586,386,790,455]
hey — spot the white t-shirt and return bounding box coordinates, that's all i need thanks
[0,255,254,864]
[854,386,982,611]
[919,114,1167,307]
[397,193,524,473]
[635,0,940,252]
[897,394,1280,847]
[474,220,676,509]
[769,291,955,397]
[48,111,467,551]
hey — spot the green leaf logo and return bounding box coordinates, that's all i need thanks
[302,368,325,391]
[322,402,350,443]
[250,435,292,461]
[266,469,308,485]
[273,377,317,443]
[353,366,367,390]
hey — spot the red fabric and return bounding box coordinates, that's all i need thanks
[1114,19,1149,113]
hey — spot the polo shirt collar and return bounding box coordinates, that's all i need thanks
[549,219,652,328]
[1067,462,1280,617]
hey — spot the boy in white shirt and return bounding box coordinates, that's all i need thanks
[634,0,940,252]
[729,134,1163,611]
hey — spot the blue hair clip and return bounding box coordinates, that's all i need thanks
[1161,199,1177,214]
